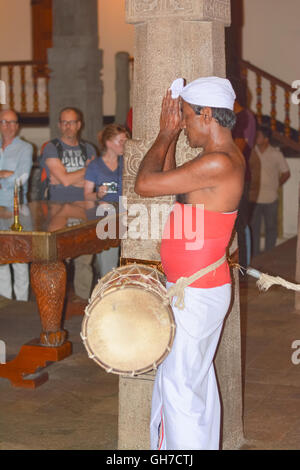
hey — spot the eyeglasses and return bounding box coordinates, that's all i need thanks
[0,120,18,125]
[59,120,79,126]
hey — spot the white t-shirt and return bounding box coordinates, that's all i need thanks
[249,145,290,203]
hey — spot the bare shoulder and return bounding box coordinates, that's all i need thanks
[193,150,238,172]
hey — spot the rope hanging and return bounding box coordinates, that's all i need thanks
[245,266,300,293]
[167,256,300,310]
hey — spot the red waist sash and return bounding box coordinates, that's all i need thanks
[160,202,237,288]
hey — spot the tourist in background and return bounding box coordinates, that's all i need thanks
[249,126,290,257]
[84,124,128,277]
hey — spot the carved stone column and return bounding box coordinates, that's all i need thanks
[48,0,103,146]
[119,0,244,450]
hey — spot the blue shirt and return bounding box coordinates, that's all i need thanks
[0,137,33,206]
[85,156,123,203]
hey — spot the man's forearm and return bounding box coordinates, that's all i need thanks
[279,171,290,186]
[55,168,86,187]
[162,134,180,171]
[138,131,177,176]
[65,168,86,185]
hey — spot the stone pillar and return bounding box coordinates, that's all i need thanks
[119,0,244,450]
[295,185,300,310]
[48,0,103,146]
[115,52,131,126]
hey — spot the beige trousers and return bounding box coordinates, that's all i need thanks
[73,254,94,299]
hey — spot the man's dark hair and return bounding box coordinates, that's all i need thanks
[58,107,83,123]
[258,125,272,141]
[189,104,236,130]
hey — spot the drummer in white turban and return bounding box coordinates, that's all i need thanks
[135,77,245,450]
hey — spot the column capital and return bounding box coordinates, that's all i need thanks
[126,0,231,25]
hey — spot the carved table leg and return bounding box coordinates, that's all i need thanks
[0,261,72,388]
[30,261,68,347]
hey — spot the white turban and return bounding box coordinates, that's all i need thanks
[170,76,236,110]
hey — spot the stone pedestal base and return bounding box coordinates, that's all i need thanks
[118,372,155,450]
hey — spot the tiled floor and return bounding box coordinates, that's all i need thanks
[0,237,299,450]
[240,237,300,450]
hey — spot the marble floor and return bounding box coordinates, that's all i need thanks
[0,237,299,450]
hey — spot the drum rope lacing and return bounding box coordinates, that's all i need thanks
[90,271,169,304]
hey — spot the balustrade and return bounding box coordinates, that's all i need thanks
[0,61,49,117]
[240,59,300,151]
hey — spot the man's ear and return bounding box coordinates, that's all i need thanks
[202,107,213,121]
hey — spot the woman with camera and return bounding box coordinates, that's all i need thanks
[84,123,128,277]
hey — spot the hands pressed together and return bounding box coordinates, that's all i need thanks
[159,90,183,138]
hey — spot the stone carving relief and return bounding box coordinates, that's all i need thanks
[127,0,193,19]
[135,0,159,12]
[176,138,202,166]
[203,0,230,23]
[126,0,230,22]
[132,0,192,14]
[123,139,155,178]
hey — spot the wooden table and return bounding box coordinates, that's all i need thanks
[0,201,120,388]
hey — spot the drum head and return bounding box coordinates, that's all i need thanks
[82,285,175,375]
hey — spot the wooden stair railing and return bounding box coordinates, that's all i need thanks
[240,59,300,152]
[0,61,49,120]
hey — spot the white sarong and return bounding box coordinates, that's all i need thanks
[150,282,232,450]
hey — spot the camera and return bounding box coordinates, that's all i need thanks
[103,181,118,193]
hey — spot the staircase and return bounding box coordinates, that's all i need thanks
[240,59,300,157]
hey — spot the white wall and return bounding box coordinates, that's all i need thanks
[19,127,50,157]
[283,158,300,238]
[243,0,300,84]
[0,0,32,61]
[242,0,300,128]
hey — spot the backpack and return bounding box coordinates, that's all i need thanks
[38,138,88,200]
